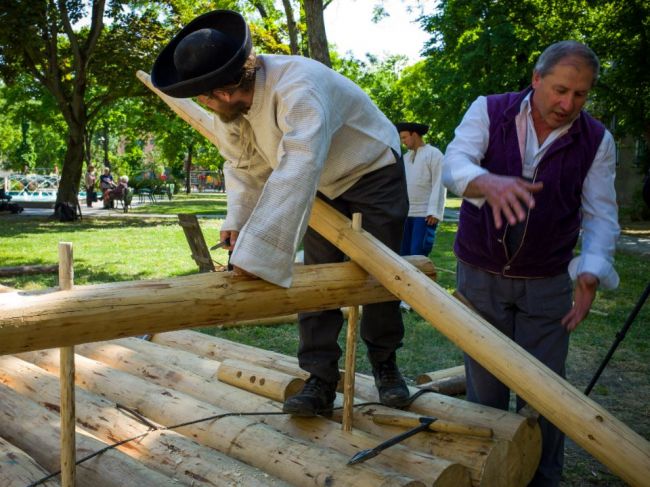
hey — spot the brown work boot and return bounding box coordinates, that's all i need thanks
[282,376,337,417]
[372,355,410,408]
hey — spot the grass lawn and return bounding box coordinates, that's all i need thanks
[1,193,648,486]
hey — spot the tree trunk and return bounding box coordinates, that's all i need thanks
[302,0,331,67]
[0,355,291,487]
[185,143,193,194]
[281,0,300,54]
[55,124,85,217]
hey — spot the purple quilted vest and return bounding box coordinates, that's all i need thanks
[455,87,605,278]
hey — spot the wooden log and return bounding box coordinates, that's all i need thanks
[0,264,58,277]
[343,214,362,432]
[307,198,650,487]
[57,242,75,487]
[150,329,540,485]
[217,358,304,401]
[0,436,59,487]
[18,350,426,487]
[416,365,465,385]
[217,307,354,328]
[0,382,178,487]
[416,365,466,396]
[0,355,291,487]
[0,256,435,355]
[342,303,359,432]
[372,413,492,438]
[101,338,496,486]
[71,340,471,486]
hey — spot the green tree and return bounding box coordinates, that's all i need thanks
[0,1,169,216]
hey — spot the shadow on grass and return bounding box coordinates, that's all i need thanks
[0,214,180,238]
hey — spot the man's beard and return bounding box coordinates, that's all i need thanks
[217,100,249,123]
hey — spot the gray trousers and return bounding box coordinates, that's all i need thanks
[457,261,572,487]
[298,159,409,384]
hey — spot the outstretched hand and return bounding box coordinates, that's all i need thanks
[561,273,599,332]
[469,174,544,229]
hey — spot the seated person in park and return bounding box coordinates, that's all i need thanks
[99,167,116,200]
[103,175,129,208]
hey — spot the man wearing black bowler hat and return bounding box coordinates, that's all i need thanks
[152,9,411,416]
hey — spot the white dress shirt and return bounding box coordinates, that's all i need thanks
[403,144,446,220]
[443,93,620,288]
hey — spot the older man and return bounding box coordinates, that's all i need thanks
[152,10,411,416]
[443,40,619,486]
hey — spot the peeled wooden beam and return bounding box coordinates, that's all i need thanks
[0,383,178,487]
[0,256,434,355]
[416,366,466,396]
[217,358,304,401]
[307,198,650,487]
[0,436,59,487]
[0,355,291,487]
[71,340,471,486]
[417,365,465,385]
[218,307,353,328]
[150,329,540,482]
[18,350,425,487]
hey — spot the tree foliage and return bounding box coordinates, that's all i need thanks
[416,0,650,165]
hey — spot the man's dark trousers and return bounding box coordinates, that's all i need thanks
[457,261,572,487]
[298,158,408,384]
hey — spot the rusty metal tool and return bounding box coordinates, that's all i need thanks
[347,416,435,465]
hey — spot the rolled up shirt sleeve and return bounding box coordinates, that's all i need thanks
[442,96,490,207]
[229,89,331,288]
[568,130,620,289]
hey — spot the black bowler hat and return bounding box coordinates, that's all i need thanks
[395,122,429,136]
[151,10,252,98]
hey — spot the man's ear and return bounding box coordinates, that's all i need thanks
[532,70,542,89]
[214,89,232,102]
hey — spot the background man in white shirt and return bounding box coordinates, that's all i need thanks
[395,122,446,257]
[152,9,411,417]
[442,40,619,486]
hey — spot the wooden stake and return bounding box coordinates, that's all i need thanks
[342,212,362,432]
[58,242,75,487]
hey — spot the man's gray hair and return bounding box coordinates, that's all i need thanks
[534,40,600,83]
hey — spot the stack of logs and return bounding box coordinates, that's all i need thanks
[0,329,541,487]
